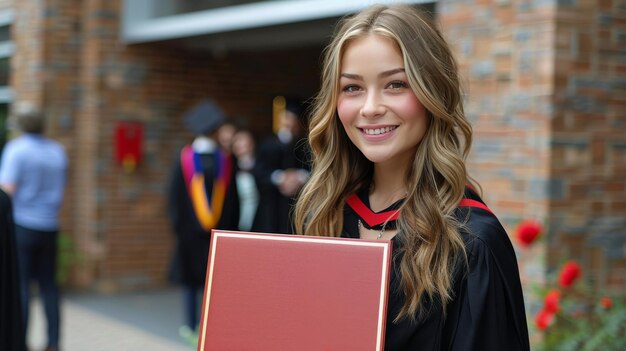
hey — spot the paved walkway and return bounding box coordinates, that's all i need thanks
[27,288,195,351]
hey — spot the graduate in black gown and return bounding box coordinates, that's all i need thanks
[342,187,528,350]
[167,100,239,337]
[253,98,310,234]
[293,4,530,350]
[0,189,27,351]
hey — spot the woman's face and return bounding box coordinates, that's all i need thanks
[232,131,254,158]
[218,124,237,151]
[337,34,428,167]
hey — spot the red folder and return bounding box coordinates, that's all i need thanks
[198,230,392,351]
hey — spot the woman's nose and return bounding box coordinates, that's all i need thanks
[360,91,385,119]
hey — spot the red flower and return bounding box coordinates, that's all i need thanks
[544,289,561,314]
[516,219,542,247]
[558,261,582,288]
[600,296,613,310]
[535,308,555,331]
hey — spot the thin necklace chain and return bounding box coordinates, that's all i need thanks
[358,219,388,240]
[358,187,405,240]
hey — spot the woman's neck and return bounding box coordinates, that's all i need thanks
[370,159,409,212]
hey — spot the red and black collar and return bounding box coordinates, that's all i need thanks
[345,190,403,230]
[345,186,493,230]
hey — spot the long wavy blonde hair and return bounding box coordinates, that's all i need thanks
[293,4,476,321]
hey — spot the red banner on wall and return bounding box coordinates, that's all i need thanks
[115,121,143,172]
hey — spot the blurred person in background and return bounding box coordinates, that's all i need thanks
[166,99,239,344]
[253,97,310,234]
[0,108,68,351]
[216,121,237,155]
[0,188,27,351]
[231,129,259,232]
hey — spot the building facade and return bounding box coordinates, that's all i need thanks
[2,0,624,298]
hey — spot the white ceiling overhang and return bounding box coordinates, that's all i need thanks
[122,0,433,51]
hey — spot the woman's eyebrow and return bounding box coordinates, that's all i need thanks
[340,73,363,80]
[340,68,405,81]
[379,68,405,78]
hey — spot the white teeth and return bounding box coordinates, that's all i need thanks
[363,126,396,135]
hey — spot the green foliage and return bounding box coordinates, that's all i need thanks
[535,284,626,351]
[56,232,82,286]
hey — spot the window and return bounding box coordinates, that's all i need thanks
[151,0,265,17]
[0,103,8,154]
[0,18,12,152]
[0,24,9,42]
[0,57,9,86]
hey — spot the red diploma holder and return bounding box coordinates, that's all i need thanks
[198,230,392,351]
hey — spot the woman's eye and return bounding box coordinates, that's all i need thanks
[388,81,408,90]
[342,85,361,93]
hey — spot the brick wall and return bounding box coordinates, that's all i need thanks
[439,0,626,316]
[0,1,12,10]
[12,0,45,107]
[550,0,626,294]
[439,0,555,303]
[88,42,321,291]
[12,0,322,291]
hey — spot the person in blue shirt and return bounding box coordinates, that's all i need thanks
[0,108,68,351]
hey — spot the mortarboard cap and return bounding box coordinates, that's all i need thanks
[184,99,226,135]
[284,98,303,117]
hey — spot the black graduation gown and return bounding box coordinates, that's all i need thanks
[167,151,240,288]
[253,135,309,234]
[342,189,530,351]
[0,189,27,351]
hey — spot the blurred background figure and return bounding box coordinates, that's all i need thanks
[0,108,68,351]
[216,121,237,155]
[166,99,239,345]
[0,187,27,351]
[253,97,310,234]
[231,129,259,232]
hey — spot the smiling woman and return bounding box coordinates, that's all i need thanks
[294,3,530,350]
[337,34,428,170]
